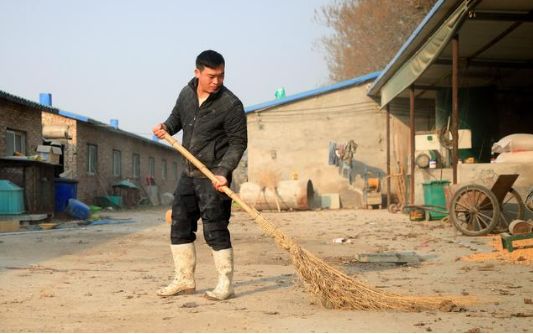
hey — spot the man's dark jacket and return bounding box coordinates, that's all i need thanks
[164,78,247,179]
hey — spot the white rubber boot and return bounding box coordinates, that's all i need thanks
[157,243,196,296]
[205,248,234,300]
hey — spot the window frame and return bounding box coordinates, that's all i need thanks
[148,157,155,178]
[112,149,122,177]
[5,129,26,156]
[132,153,140,178]
[87,144,98,175]
[161,159,167,180]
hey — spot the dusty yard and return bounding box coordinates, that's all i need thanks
[0,207,532,332]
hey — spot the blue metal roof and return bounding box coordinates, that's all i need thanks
[245,71,382,113]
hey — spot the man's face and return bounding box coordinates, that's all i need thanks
[195,65,225,94]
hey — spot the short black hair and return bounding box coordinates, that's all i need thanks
[196,50,225,70]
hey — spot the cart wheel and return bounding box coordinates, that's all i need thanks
[388,203,399,213]
[526,190,533,212]
[449,184,501,236]
[497,188,525,232]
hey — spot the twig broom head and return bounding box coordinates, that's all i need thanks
[257,213,471,311]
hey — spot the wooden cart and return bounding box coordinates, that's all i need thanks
[449,174,526,236]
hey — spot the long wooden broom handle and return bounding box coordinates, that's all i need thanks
[162,132,260,220]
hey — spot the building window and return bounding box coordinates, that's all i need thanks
[161,159,167,180]
[132,153,140,178]
[5,129,26,156]
[173,161,178,180]
[112,150,121,177]
[148,157,155,177]
[87,144,97,175]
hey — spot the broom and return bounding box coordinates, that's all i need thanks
[163,133,465,311]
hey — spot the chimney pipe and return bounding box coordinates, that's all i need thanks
[39,93,52,106]
[110,119,119,129]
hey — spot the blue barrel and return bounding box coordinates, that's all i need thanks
[0,180,24,214]
[65,198,90,220]
[55,178,78,212]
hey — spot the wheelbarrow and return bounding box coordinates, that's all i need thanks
[449,174,526,236]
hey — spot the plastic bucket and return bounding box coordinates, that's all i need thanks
[0,180,24,214]
[422,180,450,220]
[55,178,78,212]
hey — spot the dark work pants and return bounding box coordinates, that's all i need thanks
[170,175,232,251]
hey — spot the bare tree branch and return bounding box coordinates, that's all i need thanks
[316,0,437,81]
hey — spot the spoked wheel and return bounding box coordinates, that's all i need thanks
[450,184,501,236]
[497,188,525,232]
[526,190,533,212]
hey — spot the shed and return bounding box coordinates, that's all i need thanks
[245,72,432,208]
[367,0,533,205]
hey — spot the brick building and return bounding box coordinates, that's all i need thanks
[0,90,59,214]
[1,89,182,210]
[42,109,180,205]
[0,91,57,157]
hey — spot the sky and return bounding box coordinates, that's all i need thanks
[0,0,334,139]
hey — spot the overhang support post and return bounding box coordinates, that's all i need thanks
[452,34,459,184]
[386,103,391,208]
[409,86,415,204]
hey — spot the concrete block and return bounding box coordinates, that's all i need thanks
[0,220,20,233]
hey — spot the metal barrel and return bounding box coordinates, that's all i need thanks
[239,180,314,211]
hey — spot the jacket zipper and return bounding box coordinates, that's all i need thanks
[187,92,205,176]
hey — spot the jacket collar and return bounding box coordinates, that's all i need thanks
[188,77,224,102]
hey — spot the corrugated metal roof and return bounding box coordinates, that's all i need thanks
[0,89,174,151]
[245,71,382,113]
[56,109,175,151]
[0,89,60,113]
[367,0,457,96]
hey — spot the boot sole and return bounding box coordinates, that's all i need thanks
[203,292,235,301]
[157,288,196,297]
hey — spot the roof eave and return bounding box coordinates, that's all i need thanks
[367,0,459,97]
[0,90,60,113]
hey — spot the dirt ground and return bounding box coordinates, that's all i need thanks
[1,207,532,332]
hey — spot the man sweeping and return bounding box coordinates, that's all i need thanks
[152,50,247,300]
